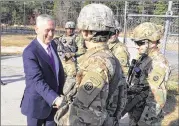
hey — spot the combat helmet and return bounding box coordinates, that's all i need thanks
[115,20,122,33]
[77,4,116,33]
[132,22,164,42]
[65,21,76,29]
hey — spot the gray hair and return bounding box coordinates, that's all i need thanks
[36,14,55,27]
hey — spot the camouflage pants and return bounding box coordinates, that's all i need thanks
[128,105,164,126]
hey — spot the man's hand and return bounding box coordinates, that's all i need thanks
[53,96,66,109]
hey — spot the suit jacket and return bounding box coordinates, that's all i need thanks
[20,38,65,119]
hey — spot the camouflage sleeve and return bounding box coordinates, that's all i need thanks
[137,59,170,125]
[147,60,169,109]
[113,43,130,76]
[76,57,110,106]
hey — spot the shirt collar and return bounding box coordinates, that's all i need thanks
[37,37,51,51]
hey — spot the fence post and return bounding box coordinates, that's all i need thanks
[23,2,26,26]
[123,1,128,44]
[162,1,173,56]
[0,1,2,55]
[0,1,3,84]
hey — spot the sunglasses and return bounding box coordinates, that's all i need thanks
[134,39,151,46]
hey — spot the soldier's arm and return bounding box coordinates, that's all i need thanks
[72,57,112,125]
[75,57,110,106]
[113,44,130,76]
[146,59,170,109]
[137,59,170,125]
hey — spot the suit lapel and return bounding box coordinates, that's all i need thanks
[34,39,56,76]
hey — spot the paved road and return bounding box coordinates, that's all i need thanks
[1,55,26,125]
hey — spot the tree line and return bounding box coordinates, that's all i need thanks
[1,0,177,27]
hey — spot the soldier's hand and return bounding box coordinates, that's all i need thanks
[65,53,75,59]
[65,53,72,59]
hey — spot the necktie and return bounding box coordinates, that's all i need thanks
[47,45,56,73]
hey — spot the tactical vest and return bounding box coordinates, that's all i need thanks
[104,52,127,126]
[122,54,152,117]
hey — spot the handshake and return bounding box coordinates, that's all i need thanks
[53,95,67,109]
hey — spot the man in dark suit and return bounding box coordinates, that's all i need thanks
[20,14,65,126]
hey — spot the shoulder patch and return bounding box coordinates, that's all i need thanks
[84,82,93,91]
[147,66,166,87]
[76,71,105,107]
[153,76,159,81]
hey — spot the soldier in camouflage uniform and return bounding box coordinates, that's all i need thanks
[54,3,126,126]
[54,21,77,77]
[54,22,87,96]
[122,22,170,126]
[107,20,129,119]
[107,20,130,76]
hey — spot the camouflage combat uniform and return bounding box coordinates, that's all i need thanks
[124,22,170,126]
[107,39,130,76]
[127,49,170,126]
[54,3,126,126]
[107,20,129,120]
[55,34,77,77]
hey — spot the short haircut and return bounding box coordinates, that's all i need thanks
[36,14,55,27]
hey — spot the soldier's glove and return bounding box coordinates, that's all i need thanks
[54,103,69,125]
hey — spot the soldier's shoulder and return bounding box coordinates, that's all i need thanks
[91,51,116,76]
[57,34,65,40]
[113,41,128,53]
[152,51,169,69]
[53,37,60,40]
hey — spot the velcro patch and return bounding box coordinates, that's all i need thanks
[153,76,159,81]
[76,71,105,107]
